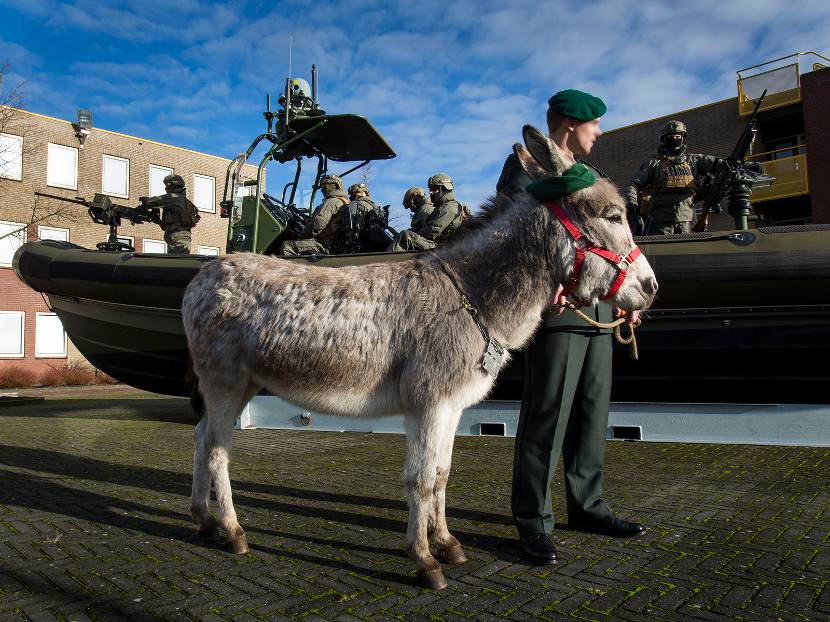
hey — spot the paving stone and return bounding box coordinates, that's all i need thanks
[1,390,829,620]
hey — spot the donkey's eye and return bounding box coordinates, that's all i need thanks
[607,215,624,224]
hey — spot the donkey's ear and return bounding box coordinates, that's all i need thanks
[522,124,569,176]
[513,143,548,180]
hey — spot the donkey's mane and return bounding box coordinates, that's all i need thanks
[449,191,517,243]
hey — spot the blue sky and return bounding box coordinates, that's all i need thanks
[2,0,830,228]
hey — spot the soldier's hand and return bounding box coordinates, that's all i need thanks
[615,307,640,325]
[551,284,567,315]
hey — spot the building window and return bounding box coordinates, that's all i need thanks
[0,221,26,267]
[35,312,66,358]
[149,164,173,196]
[143,239,167,254]
[117,235,135,250]
[46,143,78,190]
[193,174,215,213]
[102,154,130,198]
[0,133,23,181]
[38,226,69,242]
[0,311,24,358]
[197,245,220,256]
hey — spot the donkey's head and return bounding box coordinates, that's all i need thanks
[514,125,657,313]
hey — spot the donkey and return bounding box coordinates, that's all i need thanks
[182,125,658,590]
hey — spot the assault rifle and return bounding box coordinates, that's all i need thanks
[34,192,161,251]
[692,89,776,231]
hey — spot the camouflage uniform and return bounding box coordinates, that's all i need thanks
[148,174,200,255]
[333,186,380,253]
[623,121,720,235]
[403,187,434,230]
[389,174,466,252]
[281,175,349,256]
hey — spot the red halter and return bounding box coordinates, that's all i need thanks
[545,200,642,305]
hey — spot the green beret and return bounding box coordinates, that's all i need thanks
[548,89,606,121]
[525,163,597,200]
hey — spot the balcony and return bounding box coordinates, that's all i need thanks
[747,146,809,203]
[737,52,829,116]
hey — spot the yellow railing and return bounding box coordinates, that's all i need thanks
[746,151,809,202]
[736,52,830,116]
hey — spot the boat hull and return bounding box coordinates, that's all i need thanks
[14,226,830,402]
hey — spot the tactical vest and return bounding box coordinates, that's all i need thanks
[651,156,696,194]
[160,194,201,229]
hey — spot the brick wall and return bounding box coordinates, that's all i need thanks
[590,97,746,190]
[802,67,830,224]
[0,107,258,378]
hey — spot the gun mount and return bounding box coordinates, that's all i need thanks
[693,90,776,231]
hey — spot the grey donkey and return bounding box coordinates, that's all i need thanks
[182,125,658,590]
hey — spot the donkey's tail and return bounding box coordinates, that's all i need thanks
[185,355,205,422]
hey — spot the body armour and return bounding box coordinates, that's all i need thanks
[149,193,200,230]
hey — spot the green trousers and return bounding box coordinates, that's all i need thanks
[511,328,613,536]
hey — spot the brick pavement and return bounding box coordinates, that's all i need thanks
[0,388,828,621]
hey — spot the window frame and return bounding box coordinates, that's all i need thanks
[101,154,130,199]
[0,220,27,268]
[149,164,174,197]
[35,312,67,358]
[142,238,168,254]
[193,173,216,213]
[196,245,220,256]
[0,132,23,181]
[0,311,25,359]
[38,225,70,242]
[46,143,79,190]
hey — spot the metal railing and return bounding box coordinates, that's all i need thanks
[737,52,830,116]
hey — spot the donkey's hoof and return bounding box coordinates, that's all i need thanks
[439,543,468,566]
[196,517,219,540]
[417,568,448,591]
[227,535,249,555]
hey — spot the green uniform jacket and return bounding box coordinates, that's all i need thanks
[414,191,463,242]
[410,198,435,230]
[497,152,613,333]
[623,152,720,226]
[300,189,349,244]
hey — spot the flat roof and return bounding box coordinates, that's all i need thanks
[604,96,737,135]
[2,105,242,164]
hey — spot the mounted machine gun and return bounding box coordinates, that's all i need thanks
[693,90,776,231]
[34,191,161,251]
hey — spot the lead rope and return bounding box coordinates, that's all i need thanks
[556,301,641,360]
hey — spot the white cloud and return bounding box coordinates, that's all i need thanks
[3,0,830,217]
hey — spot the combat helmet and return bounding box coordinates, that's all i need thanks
[659,120,687,155]
[427,173,453,191]
[163,174,186,193]
[661,120,687,137]
[403,187,426,210]
[348,182,369,198]
[320,174,344,193]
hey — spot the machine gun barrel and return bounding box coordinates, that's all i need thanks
[692,90,769,232]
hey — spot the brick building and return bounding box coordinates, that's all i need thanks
[0,106,257,378]
[591,54,829,230]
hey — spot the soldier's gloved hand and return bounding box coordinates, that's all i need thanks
[744,160,764,174]
[551,284,567,315]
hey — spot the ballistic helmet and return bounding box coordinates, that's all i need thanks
[320,174,343,191]
[348,182,369,198]
[661,120,687,137]
[163,174,186,193]
[427,173,453,191]
[403,187,425,210]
